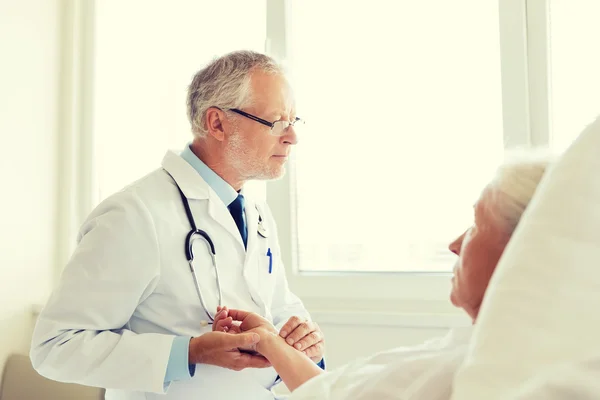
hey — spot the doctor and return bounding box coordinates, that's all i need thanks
[30,50,325,400]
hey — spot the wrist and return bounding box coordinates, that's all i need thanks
[256,330,281,358]
[188,336,204,364]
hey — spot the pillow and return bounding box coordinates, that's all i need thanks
[450,115,600,400]
[511,357,600,400]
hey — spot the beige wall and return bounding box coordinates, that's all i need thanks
[0,0,60,377]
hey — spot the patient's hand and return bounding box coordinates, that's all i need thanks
[212,307,278,354]
[279,317,325,363]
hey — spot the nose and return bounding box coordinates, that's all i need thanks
[448,232,465,255]
[281,125,298,145]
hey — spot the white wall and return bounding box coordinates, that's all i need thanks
[93,0,267,204]
[0,0,60,377]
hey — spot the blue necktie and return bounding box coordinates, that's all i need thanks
[228,194,248,248]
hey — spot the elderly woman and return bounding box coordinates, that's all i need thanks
[212,152,554,399]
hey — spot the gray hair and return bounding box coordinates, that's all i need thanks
[186,50,283,138]
[483,149,557,236]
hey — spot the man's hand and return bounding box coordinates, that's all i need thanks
[279,316,325,363]
[213,306,277,334]
[188,331,271,371]
[213,306,242,334]
[227,308,278,334]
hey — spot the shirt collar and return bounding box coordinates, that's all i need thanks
[180,143,238,206]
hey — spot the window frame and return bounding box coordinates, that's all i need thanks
[264,0,552,307]
[59,0,553,317]
[55,0,97,283]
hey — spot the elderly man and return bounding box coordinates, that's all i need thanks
[216,152,554,399]
[30,51,325,400]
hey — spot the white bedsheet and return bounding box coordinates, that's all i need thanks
[289,326,472,400]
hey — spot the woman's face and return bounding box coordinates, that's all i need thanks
[448,188,508,320]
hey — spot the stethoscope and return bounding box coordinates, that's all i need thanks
[175,183,269,326]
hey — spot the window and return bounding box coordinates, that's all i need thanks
[286,1,504,272]
[549,0,600,152]
[93,0,267,204]
[63,0,587,307]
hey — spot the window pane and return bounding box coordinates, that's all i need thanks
[289,1,504,272]
[93,0,266,203]
[549,0,600,152]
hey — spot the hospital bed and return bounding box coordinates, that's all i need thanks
[0,353,103,400]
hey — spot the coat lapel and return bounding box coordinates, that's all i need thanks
[161,150,245,250]
[244,196,260,263]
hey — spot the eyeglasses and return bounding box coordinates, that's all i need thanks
[229,108,304,136]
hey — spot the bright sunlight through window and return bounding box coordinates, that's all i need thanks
[549,0,600,152]
[93,0,266,204]
[287,1,504,272]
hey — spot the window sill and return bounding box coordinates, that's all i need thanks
[310,309,470,328]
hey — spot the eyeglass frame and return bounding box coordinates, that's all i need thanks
[228,108,304,135]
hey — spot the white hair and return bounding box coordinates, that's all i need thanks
[483,149,557,236]
[186,50,283,138]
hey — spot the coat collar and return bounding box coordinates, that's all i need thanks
[179,144,238,206]
[162,150,263,254]
[161,150,210,200]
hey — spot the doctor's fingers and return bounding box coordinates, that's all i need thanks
[218,320,243,334]
[212,309,230,332]
[213,309,226,320]
[226,308,254,322]
[209,331,261,350]
[283,320,318,346]
[227,309,273,331]
[213,316,234,332]
[228,353,271,371]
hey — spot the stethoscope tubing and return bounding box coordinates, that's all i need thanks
[176,184,222,324]
[169,174,268,327]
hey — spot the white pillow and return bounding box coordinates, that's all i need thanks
[450,115,600,400]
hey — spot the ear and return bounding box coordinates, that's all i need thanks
[205,107,226,141]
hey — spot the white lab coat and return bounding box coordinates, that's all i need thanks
[30,150,311,400]
[289,326,473,400]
